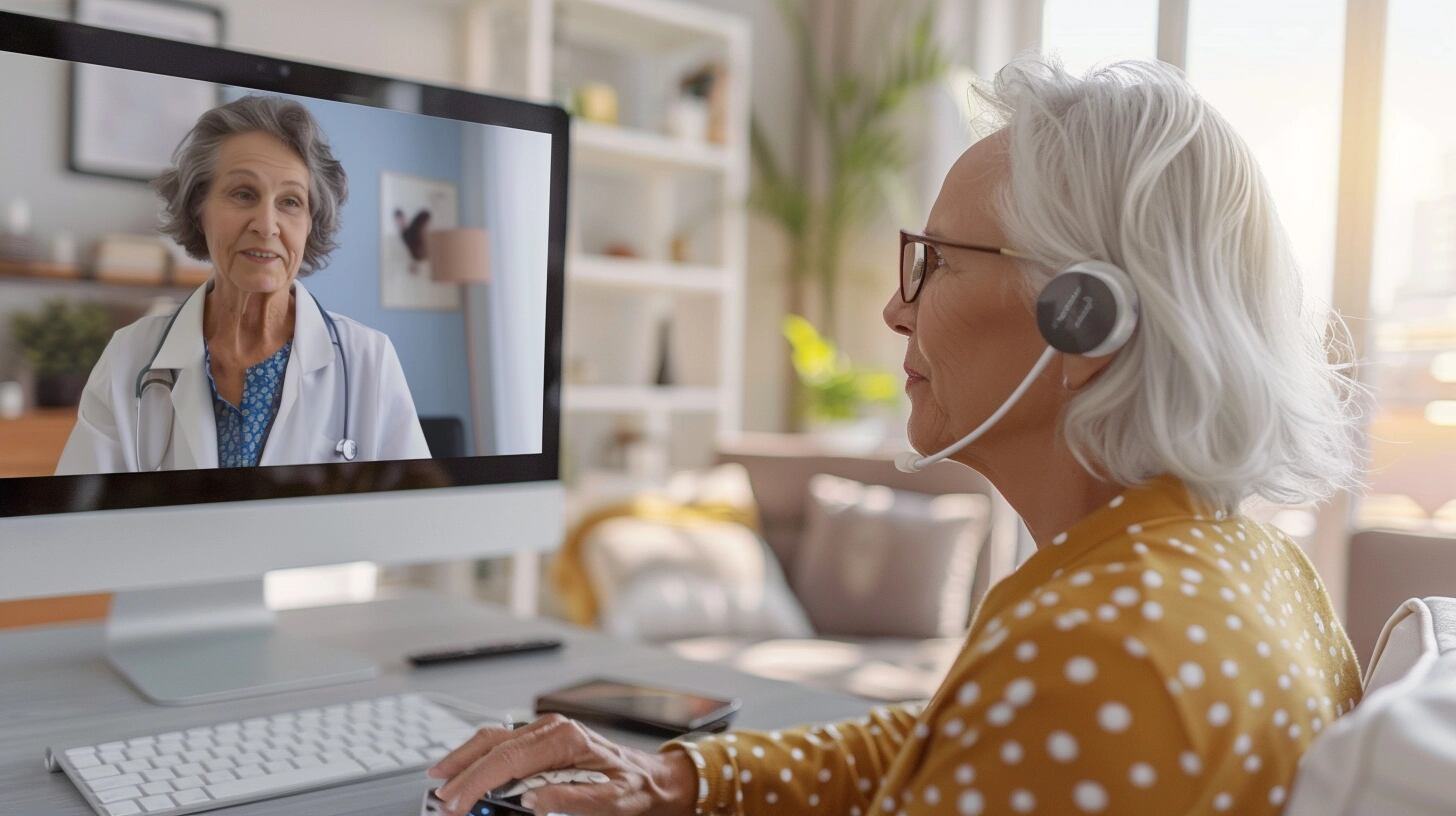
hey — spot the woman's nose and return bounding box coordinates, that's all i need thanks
[249,205,280,237]
[883,288,914,337]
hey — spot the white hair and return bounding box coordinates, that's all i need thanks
[977,56,1367,512]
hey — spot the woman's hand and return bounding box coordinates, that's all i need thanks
[426,714,698,816]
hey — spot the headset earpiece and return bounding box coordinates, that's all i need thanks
[1034,260,1139,358]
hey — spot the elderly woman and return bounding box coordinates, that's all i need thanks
[428,58,1365,816]
[57,95,430,473]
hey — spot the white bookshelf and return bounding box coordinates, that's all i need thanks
[462,0,750,490]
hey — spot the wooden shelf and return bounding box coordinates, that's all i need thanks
[573,120,730,175]
[568,255,726,292]
[0,261,201,293]
[563,384,720,413]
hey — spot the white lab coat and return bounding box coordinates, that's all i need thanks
[55,280,432,474]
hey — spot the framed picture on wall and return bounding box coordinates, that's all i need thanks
[379,171,463,311]
[69,0,224,182]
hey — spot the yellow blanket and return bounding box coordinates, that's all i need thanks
[549,496,759,627]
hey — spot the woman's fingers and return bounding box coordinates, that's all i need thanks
[427,719,544,780]
[523,781,634,816]
[435,716,594,813]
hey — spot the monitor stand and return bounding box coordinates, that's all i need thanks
[105,578,378,706]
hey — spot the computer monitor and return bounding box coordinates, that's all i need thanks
[0,13,567,705]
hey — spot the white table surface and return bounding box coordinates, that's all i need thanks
[0,591,872,815]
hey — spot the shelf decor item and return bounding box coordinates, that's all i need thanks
[10,299,113,407]
[93,234,168,284]
[69,0,224,182]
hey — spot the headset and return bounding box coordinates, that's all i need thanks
[896,259,1139,473]
[134,288,355,471]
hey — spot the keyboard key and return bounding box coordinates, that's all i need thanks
[89,773,144,792]
[79,765,121,781]
[138,794,174,812]
[205,758,366,800]
[173,788,211,805]
[103,803,141,816]
[118,758,151,773]
[66,747,98,758]
[99,741,127,751]
[203,770,236,784]
[264,760,293,773]
[97,785,142,803]
[202,757,236,772]
[140,780,174,795]
[141,768,176,782]
[171,775,205,791]
[71,754,102,769]
[175,762,205,776]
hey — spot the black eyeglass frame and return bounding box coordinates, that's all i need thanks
[899,229,1028,303]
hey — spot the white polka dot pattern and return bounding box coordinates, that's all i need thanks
[661,478,1363,816]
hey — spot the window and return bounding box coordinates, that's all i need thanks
[1185,0,1348,306]
[1358,0,1456,531]
[1042,0,1159,76]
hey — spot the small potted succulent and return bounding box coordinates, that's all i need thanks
[783,314,899,453]
[10,298,112,407]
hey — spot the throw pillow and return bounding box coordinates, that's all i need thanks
[792,473,989,638]
[583,514,814,643]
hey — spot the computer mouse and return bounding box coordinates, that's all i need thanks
[421,788,531,815]
[421,770,609,816]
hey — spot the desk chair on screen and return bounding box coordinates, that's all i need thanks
[420,417,469,459]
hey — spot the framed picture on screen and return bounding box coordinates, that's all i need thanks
[69,0,224,182]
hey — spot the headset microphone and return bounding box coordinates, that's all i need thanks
[896,260,1138,474]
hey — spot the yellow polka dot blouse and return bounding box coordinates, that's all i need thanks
[664,474,1362,815]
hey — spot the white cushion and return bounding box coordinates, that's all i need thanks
[1285,597,1456,816]
[583,515,813,643]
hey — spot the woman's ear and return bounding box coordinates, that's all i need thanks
[1061,352,1118,392]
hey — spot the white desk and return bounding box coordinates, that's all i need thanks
[0,592,871,815]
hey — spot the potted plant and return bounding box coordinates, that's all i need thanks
[10,298,112,407]
[783,313,899,452]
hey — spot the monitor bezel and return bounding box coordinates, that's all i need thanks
[0,12,567,518]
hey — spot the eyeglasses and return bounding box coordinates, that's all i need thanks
[899,229,1027,303]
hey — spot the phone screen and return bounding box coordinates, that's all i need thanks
[537,679,738,731]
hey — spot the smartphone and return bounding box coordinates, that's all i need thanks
[534,678,741,737]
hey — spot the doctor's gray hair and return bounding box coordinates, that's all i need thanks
[977,56,1367,512]
[154,95,348,276]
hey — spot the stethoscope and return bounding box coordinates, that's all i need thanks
[133,286,355,471]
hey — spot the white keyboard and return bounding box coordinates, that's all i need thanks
[46,693,484,816]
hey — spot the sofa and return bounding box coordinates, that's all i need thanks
[561,433,1029,702]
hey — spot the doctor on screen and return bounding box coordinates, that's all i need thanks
[56,95,431,474]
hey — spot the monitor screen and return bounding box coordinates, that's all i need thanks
[0,14,566,518]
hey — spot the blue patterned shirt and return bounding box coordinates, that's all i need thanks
[206,341,292,468]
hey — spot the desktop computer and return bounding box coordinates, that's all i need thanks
[0,12,568,712]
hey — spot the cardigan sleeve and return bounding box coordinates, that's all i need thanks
[661,702,925,815]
